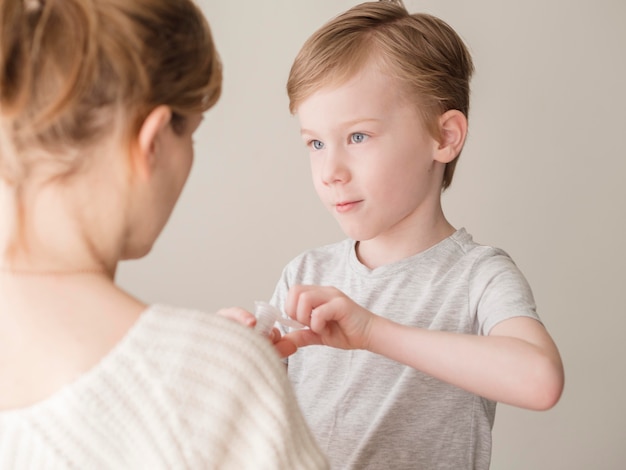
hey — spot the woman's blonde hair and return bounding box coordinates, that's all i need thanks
[287,0,474,190]
[0,0,222,183]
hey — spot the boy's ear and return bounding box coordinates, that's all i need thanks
[131,105,172,180]
[434,110,468,164]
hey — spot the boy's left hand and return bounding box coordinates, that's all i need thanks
[283,285,376,350]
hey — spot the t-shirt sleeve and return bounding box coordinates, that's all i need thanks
[469,249,541,335]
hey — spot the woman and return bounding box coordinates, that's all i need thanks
[0,0,327,468]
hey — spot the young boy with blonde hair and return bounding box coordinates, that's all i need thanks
[271,1,565,468]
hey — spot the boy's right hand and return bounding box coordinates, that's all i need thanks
[283,285,377,351]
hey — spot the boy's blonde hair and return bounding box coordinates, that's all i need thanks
[0,0,221,184]
[287,0,474,190]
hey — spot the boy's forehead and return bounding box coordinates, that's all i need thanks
[296,72,423,135]
[298,65,404,114]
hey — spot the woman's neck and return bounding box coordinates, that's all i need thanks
[0,178,122,276]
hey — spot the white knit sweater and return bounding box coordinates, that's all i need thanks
[0,304,328,469]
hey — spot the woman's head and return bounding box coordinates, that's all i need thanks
[0,0,222,184]
[287,0,473,190]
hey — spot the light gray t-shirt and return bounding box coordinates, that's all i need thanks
[271,229,540,470]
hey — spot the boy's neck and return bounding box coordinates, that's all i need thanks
[356,218,456,270]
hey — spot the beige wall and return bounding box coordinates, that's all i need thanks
[118,1,626,468]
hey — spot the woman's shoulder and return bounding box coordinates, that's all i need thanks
[0,304,322,468]
[132,305,327,468]
[137,304,284,379]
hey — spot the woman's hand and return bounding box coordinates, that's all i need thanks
[216,307,297,358]
[216,306,256,327]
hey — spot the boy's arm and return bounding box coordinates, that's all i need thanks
[284,285,564,411]
[368,314,563,410]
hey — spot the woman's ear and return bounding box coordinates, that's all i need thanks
[434,110,468,164]
[132,105,172,180]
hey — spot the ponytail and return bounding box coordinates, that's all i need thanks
[0,0,98,124]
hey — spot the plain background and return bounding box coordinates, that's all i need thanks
[118,1,626,468]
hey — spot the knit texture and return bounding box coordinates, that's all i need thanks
[0,304,328,469]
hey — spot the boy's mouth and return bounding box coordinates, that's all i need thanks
[335,200,362,213]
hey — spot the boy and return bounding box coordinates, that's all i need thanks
[271,1,564,469]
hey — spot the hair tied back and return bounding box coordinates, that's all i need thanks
[379,0,405,6]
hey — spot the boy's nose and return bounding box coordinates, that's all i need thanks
[321,148,350,185]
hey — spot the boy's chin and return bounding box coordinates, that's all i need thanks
[337,225,371,242]
[120,243,154,261]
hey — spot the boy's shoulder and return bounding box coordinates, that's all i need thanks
[449,228,512,262]
[408,229,522,284]
[448,230,531,294]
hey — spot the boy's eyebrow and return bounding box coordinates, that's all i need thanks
[300,118,382,135]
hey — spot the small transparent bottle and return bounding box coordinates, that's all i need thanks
[253,301,306,336]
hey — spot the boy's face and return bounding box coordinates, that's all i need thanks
[297,63,446,243]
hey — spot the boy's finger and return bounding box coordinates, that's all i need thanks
[274,338,298,358]
[283,329,323,348]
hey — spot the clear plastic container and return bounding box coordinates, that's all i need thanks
[254,301,306,336]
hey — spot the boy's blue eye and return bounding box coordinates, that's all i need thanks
[350,133,367,144]
[311,140,325,150]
